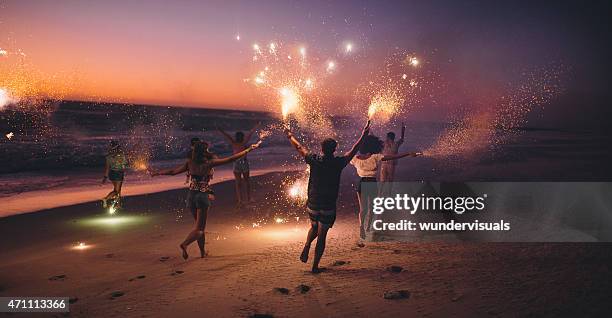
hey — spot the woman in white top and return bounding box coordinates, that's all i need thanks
[350,134,422,239]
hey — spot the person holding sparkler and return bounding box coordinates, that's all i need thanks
[150,140,261,259]
[350,134,422,240]
[102,140,127,210]
[378,123,406,195]
[285,119,371,274]
[217,123,260,207]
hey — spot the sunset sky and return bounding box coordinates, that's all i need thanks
[1,0,611,125]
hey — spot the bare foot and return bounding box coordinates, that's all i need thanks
[300,245,310,263]
[199,249,208,258]
[311,267,327,274]
[180,245,188,260]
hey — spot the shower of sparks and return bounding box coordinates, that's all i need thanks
[6,132,14,140]
[285,167,309,204]
[402,74,407,80]
[0,49,7,56]
[244,39,337,136]
[367,89,404,121]
[280,87,300,120]
[424,65,566,159]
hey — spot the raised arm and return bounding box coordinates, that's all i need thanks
[284,128,309,157]
[217,126,235,143]
[344,119,371,160]
[151,161,189,176]
[209,142,260,167]
[244,122,261,143]
[398,123,406,146]
[382,151,422,161]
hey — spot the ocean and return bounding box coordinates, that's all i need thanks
[1,100,612,212]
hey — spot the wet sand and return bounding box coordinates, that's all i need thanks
[1,172,611,317]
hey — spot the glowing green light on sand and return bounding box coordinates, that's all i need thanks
[78,215,150,228]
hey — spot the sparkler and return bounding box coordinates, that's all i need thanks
[366,90,404,122]
[280,87,299,120]
[6,132,14,140]
[72,242,91,250]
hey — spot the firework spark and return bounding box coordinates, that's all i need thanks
[72,242,91,250]
[280,87,300,120]
[345,43,353,53]
[0,87,18,109]
[5,132,14,140]
[0,49,7,56]
[326,61,336,73]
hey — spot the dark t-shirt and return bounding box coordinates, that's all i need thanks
[304,153,350,211]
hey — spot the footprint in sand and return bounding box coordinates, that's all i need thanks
[128,275,146,281]
[273,287,290,295]
[49,275,67,281]
[332,260,349,266]
[387,265,404,273]
[159,256,170,262]
[296,284,311,294]
[170,270,184,276]
[383,290,410,300]
[110,291,124,299]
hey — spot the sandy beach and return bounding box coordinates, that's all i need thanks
[1,171,611,318]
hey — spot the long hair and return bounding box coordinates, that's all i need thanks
[108,140,122,155]
[359,135,384,154]
[191,141,213,164]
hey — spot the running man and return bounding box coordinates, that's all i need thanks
[102,140,128,209]
[285,119,370,273]
[217,123,260,207]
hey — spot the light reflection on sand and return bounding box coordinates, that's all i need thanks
[77,215,151,228]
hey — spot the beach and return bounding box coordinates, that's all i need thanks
[1,171,611,318]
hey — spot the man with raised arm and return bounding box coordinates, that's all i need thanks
[285,119,371,273]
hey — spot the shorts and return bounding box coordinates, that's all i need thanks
[233,157,250,174]
[108,170,125,182]
[186,190,213,217]
[308,208,336,227]
[356,177,377,194]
